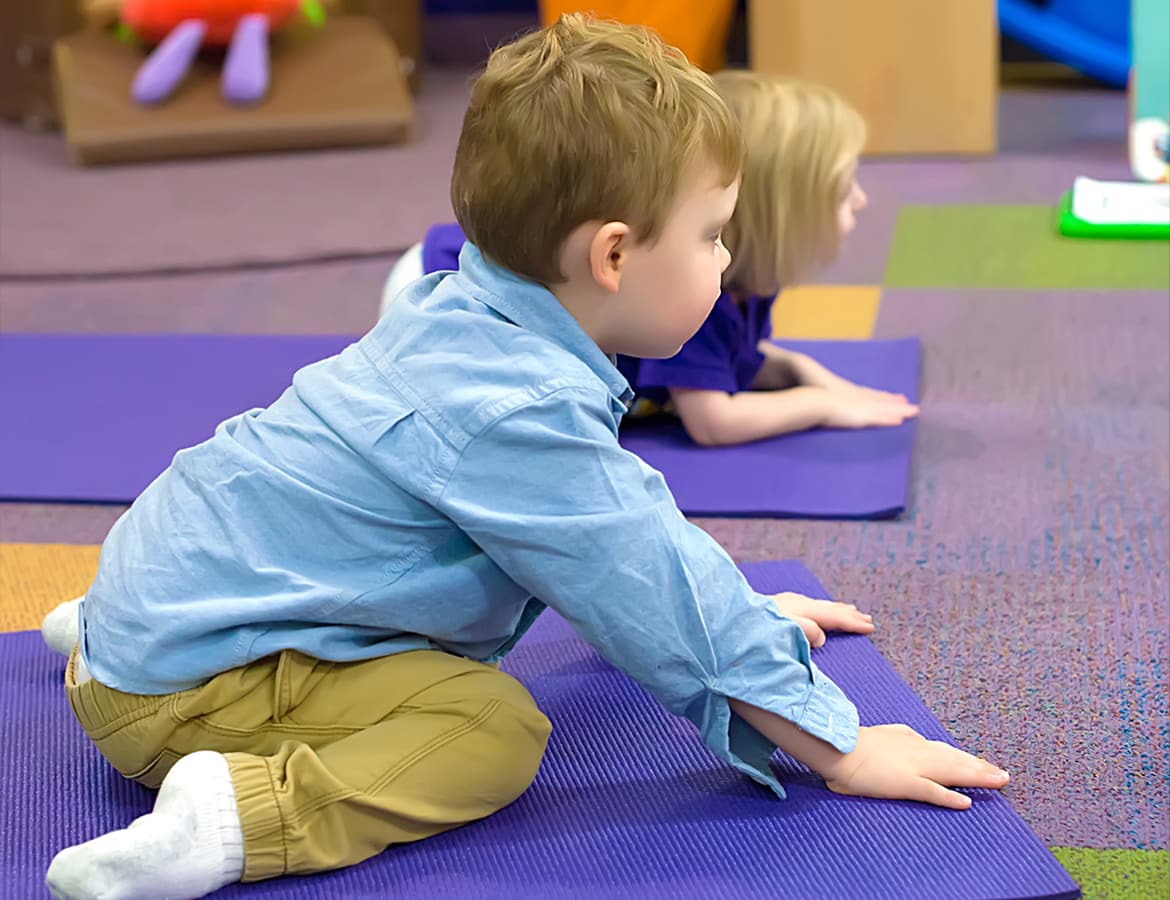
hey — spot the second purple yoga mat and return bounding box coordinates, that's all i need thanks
[619,338,922,518]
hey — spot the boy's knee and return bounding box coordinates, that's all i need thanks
[487,697,552,803]
[506,689,553,755]
[490,669,552,750]
[473,671,552,801]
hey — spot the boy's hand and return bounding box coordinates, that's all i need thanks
[820,387,919,430]
[822,724,1011,809]
[771,592,874,647]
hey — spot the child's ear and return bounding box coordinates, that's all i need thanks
[588,222,631,294]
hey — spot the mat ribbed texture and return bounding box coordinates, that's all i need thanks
[0,335,918,518]
[0,561,1077,898]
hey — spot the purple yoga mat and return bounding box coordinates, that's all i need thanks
[0,333,354,504]
[1,561,1077,899]
[619,338,922,519]
[1,335,918,514]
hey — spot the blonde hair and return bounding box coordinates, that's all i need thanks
[714,72,866,295]
[451,14,743,285]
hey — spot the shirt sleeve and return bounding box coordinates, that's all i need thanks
[434,385,859,795]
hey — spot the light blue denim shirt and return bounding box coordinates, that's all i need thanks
[81,244,859,794]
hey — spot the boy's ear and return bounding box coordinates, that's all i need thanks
[588,222,631,294]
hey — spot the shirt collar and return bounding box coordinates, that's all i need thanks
[455,242,633,405]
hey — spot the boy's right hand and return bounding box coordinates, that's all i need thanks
[822,724,1010,809]
[770,591,874,648]
[820,387,919,429]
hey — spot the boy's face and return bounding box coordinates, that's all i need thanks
[608,167,739,359]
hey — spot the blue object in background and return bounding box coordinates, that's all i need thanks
[1132,0,1169,120]
[998,0,1131,87]
[1129,0,1169,180]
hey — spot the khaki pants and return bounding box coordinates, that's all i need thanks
[65,646,551,882]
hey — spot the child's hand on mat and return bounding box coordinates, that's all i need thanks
[843,383,912,406]
[765,345,917,415]
[770,592,874,647]
[823,724,1010,810]
[820,387,919,430]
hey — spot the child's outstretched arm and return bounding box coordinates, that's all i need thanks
[437,386,1007,809]
[665,338,920,446]
[729,701,1011,810]
[436,387,866,796]
[669,382,917,446]
[755,342,919,423]
[670,384,849,445]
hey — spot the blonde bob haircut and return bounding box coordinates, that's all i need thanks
[714,72,866,296]
[451,14,744,286]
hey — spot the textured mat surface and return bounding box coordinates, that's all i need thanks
[884,206,1170,290]
[0,333,353,503]
[0,334,918,511]
[619,338,921,519]
[0,561,1077,899]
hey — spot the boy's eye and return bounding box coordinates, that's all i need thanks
[709,231,723,244]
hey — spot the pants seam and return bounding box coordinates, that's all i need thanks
[278,699,504,826]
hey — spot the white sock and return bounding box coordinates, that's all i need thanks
[46,751,245,900]
[42,597,82,657]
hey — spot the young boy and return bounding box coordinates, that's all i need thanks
[46,15,1008,900]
